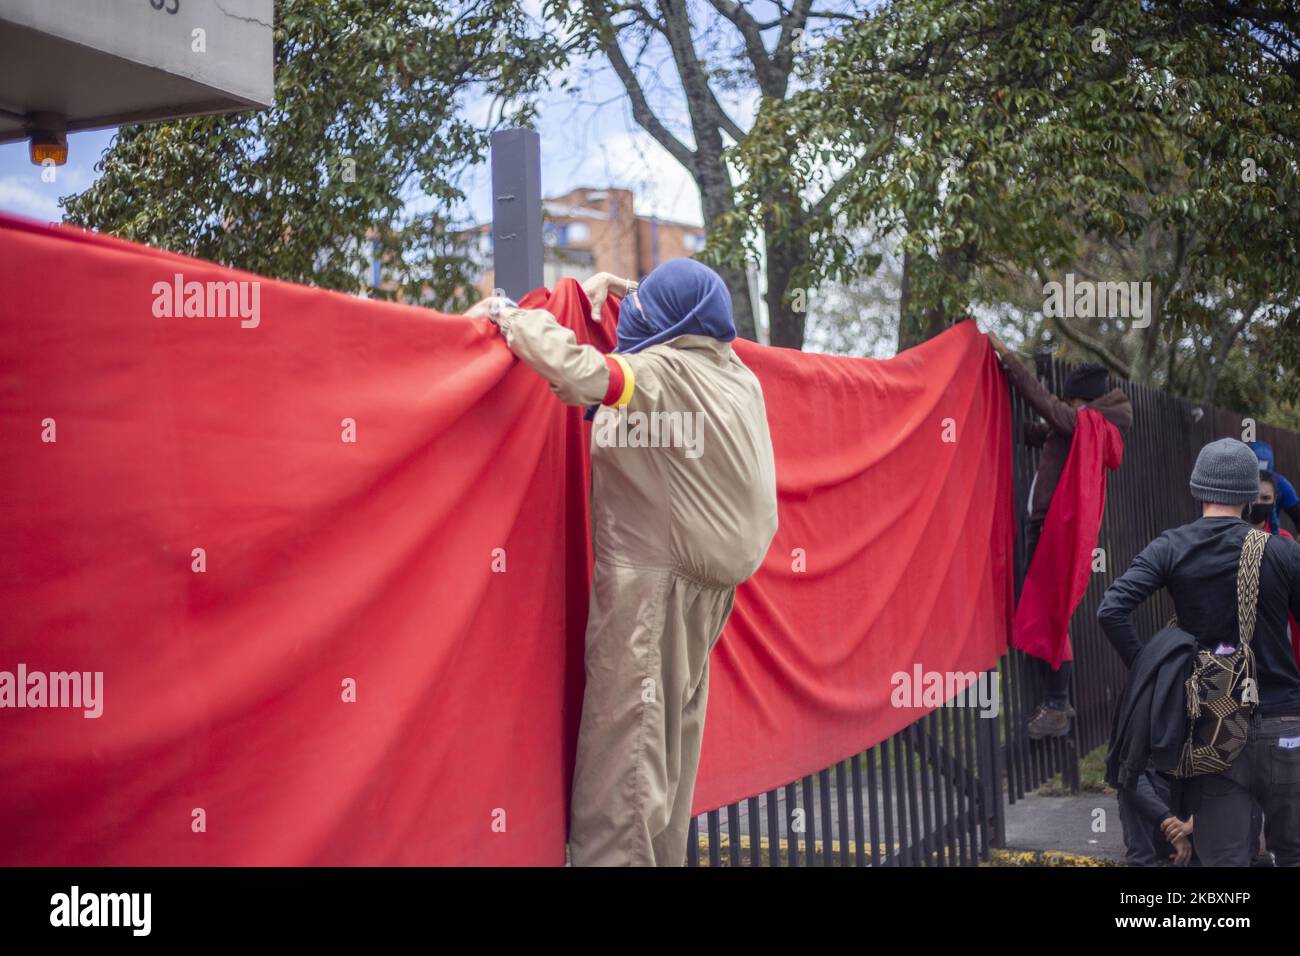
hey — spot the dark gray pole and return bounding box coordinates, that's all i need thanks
[489,128,543,301]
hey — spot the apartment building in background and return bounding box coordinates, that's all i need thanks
[464,186,708,298]
[368,185,764,337]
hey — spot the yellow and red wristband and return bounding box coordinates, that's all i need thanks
[601,354,636,407]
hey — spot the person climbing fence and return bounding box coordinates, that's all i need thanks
[469,258,779,866]
[987,335,1133,740]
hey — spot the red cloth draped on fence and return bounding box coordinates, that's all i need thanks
[1012,409,1123,669]
[0,213,1013,865]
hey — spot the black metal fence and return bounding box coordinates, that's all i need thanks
[685,704,1001,867]
[686,351,1300,866]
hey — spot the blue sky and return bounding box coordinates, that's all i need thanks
[0,128,115,224]
[0,0,802,231]
[0,29,750,232]
[0,98,707,230]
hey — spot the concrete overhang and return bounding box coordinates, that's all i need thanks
[0,0,274,144]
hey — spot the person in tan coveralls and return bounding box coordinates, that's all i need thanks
[468,258,778,866]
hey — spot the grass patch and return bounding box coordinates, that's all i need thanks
[1035,743,1115,796]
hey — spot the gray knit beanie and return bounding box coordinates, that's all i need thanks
[1189,438,1260,505]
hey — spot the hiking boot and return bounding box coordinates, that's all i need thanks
[1027,702,1073,739]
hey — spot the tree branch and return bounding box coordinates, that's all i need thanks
[584,0,696,171]
[706,0,776,94]
[1048,313,1134,378]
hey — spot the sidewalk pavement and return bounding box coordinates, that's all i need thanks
[1002,790,1126,863]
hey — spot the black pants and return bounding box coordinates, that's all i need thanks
[1117,787,1177,866]
[1026,517,1073,707]
[1185,714,1300,866]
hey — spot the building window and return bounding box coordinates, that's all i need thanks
[566,222,590,243]
[683,232,706,253]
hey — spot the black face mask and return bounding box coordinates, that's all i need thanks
[1246,503,1273,525]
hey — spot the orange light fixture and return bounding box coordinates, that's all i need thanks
[30,135,68,166]
[28,114,69,166]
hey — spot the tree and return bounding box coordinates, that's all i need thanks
[801,240,900,357]
[722,0,1300,361]
[63,0,565,310]
[548,0,872,346]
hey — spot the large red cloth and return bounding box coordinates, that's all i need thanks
[694,328,1014,812]
[0,213,1013,864]
[1012,408,1123,668]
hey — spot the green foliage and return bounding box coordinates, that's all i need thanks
[62,0,565,309]
[720,0,1300,375]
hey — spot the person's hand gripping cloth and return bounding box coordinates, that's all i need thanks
[1013,407,1124,668]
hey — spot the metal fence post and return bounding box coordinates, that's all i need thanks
[489,127,544,301]
[979,681,1007,849]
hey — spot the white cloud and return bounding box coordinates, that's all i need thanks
[0,174,64,222]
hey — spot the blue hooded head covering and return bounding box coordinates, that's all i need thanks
[615,258,735,354]
[583,258,735,420]
[1248,440,1275,472]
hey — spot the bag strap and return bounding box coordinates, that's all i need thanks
[1237,528,1269,647]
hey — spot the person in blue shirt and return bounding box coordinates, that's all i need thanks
[1248,440,1300,534]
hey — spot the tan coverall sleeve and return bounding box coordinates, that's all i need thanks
[617,351,671,414]
[495,306,612,407]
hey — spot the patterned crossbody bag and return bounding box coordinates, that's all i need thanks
[1172,527,1269,779]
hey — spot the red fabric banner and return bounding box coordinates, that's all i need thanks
[1012,408,1123,668]
[0,213,1013,864]
[696,329,1015,812]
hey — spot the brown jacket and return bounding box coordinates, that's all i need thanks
[1000,354,1133,526]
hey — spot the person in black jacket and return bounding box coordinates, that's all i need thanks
[1098,438,1300,866]
[1104,628,1195,783]
[1119,767,1195,866]
[1100,615,1198,865]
